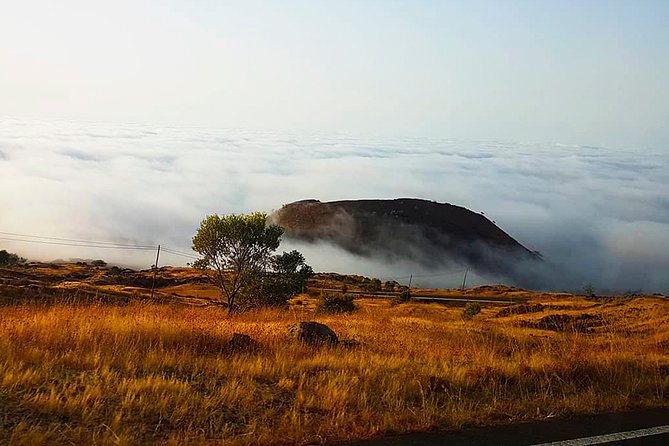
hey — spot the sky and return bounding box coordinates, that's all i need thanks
[1,0,668,147]
[1,1,668,292]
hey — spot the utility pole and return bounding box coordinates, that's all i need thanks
[407,274,412,300]
[150,244,161,299]
[461,268,468,291]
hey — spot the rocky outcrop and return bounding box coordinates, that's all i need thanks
[289,321,338,346]
[272,198,541,280]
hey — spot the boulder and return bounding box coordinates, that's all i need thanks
[289,321,338,346]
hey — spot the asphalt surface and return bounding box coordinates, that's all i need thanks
[316,289,522,305]
[337,407,669,446]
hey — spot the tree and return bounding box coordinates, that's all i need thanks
[365,278,382,293]
[242,250,314,308]
[192,213,283,314]
[0,250,26,266]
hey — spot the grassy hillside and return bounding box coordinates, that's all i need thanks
[0,263,667,445]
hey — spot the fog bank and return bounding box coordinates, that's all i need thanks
[1,119,667,293]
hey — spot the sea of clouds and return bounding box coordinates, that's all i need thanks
[1,118,667,293]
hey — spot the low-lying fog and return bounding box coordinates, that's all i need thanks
[1,119,668,293]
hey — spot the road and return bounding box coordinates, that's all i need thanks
[410,295,524,305]
[337,407,669,446]
[314,288,524,305]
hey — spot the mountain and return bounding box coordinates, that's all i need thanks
[271,198,541,279]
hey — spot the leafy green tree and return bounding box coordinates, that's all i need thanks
[242,250,313,308]
[0,250,26,266]
[366,278,382,293]
[192,213,283,314]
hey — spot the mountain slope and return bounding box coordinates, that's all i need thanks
[271,198,540,278]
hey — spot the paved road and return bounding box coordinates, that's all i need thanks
[410,295,522,305]
[337,408,669,446]
[315,288,522,305]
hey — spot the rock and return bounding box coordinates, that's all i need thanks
[227,333,260,352]
[289,321,338,346]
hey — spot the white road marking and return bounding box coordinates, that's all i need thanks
[530,425,669,446]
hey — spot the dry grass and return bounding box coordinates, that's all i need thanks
[0,294,668,445]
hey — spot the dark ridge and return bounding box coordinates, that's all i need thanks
[271,198,541,281]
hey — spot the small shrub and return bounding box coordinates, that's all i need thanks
[91,259,107,267]
[391,288,411,305]
[319,293,357,313]
[462,302,481,320]
[583,284,595,297]
[366,278,382,293]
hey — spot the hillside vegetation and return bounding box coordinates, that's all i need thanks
[0,263,668,445]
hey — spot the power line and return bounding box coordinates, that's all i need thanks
[161,247,199,260]
[412,270,467,278]
[0,229,203,262]
[0,231,156,248]
[161,246,197,257]
[0,230,470,275]
[376,270,467,281]
[0,236,155,250]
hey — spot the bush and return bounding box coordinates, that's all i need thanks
[462,302,481,320]
[91,259,107,267]
[390,288,411,305]
[0,250,26,266]
[583,284,596,297]
[240,250,314,309]
[365,278,382,293]
[319,293,357,313]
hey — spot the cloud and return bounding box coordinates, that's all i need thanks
[0,118,668,293]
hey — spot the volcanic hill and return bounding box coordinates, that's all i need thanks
[271,198,541,280]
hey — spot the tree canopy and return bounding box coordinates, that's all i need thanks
[243,250,313,308]
[0,250,26,266]
[191,212,311,314]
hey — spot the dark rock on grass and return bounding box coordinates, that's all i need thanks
[227,333,261,352]
[495,303,544,318]
[289,321,338,346]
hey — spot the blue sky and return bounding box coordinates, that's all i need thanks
[1,0,668,147]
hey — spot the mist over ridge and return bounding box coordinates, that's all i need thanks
[1,118,668,293]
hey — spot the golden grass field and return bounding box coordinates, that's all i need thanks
[0,265,668,445]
